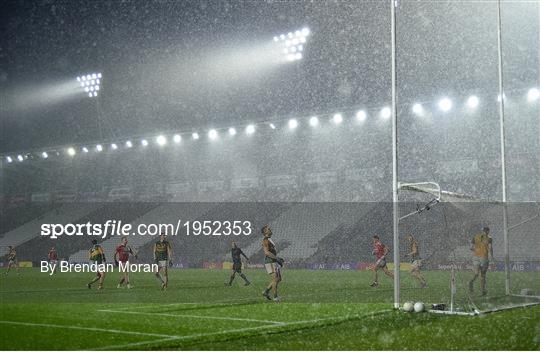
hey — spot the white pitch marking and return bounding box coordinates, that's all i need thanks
[94,309,393,350]
[98,309,284,325]
[0,320,178,338]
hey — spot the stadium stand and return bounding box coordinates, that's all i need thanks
[0,203,101,256]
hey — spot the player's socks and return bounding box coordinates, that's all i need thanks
[87,283,92,289]
[228,276,234,285]
[240,273,249,284]
[244,280,251,286]
[127,283,132,289]
[263,289,272,300]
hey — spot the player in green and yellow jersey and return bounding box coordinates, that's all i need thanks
[4,246,20,276]
[261,225,284,302]
[405,234,427,288]
[153,233,172,290]
[468,226,494,296]
[87,239,106,289]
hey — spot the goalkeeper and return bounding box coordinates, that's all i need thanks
[261,225,284,302]
[468,226,494,296]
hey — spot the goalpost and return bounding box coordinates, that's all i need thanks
[389,0,539,314]
[396,182,540,315]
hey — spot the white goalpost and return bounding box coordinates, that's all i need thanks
[389,0,539,314]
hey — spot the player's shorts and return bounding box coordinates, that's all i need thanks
[49,260,57,266]
[376,258,387,268]
[473,257,489,270]
[232,262,242,272]
[411,259,422,269]
[265,262,282,279]
[157,260,168,268]
[8,259,16,266]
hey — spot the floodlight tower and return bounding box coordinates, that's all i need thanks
[76,72,105,139]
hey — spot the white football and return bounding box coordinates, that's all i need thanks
[414,302,425,313]
[402,302,414,312]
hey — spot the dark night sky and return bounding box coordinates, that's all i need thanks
[0,0,538,153]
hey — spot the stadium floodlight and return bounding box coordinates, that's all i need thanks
[125,141,133,148]
[527,87,539,102]
[67,147,76,156]
[17,155,23,162]
[246,124,256,134]
[380,107,392,119]
[141,139,148,147]
[438,98,452,112]
[156,135,167,146]
[355,110,367,122]
[309,116,319,127]
[412,103,423,115]
[467,95,479,109]
[273,27,310,62]
[41,152,48,159]
[96,144,103,152]
[332,113,343,124]
[77,72,102,98]
[111,143,118,150]
[228,127,237,136]
[288,118,298,129]
[173,134,181,143]
[208,129,218,140]
[192,132,200,140]
[269,123,276,130]
[6,156,13,163]
[82,147,89,153]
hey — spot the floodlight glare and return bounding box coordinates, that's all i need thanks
[208,129,218,140]
[355,110,367,122]
[332,113,343,124]
[125,141,133,148]
[77,72,102,98]
[288,119,298,129]
[246,125,255,134]
[527,87,539,102]
[438,98,452,112]
[412,103,423,115]
[228,127,237,136]
[192,132,200,140]
[111,143,118,150]
[96,144,103,152]
[467,95,479,109]
[82,147,89,153]
[269,123,276,130]
[173,134,181,143]
[41,152,48,159]
[380,107,392,119]
[141,139,148,147]
[17,155,24,162]
[67,148,76,156]
[309,116,319,127]
[156,135,167,146]
[6,156,13,163]
[274,28,310,62]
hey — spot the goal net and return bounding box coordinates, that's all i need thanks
[397,182,540,315]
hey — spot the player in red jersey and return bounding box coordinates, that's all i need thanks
[48,246,58,274]
[114,237,136,289]
[370,235,394,287]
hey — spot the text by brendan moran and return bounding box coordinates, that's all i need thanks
[41,261,158,275]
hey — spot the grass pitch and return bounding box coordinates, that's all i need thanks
[0,268,538,350]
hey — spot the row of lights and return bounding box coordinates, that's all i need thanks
[4,88,538,164]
